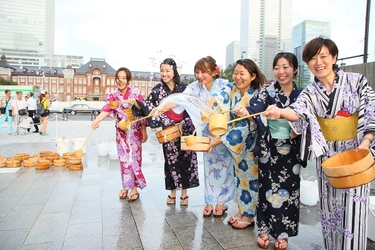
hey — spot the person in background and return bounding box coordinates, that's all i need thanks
[92,67,148,202]
[39,91,50,136]
[236,52,304,249]
[139,58,199,206]
[11,91,27,135]
[153,56,235,217]
[211,59,264,229]
[264,37,375,250]
[0,89,13,135]
[26,92,39,133]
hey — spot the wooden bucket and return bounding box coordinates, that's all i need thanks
[321,149,375,189]
[5,159,21,168]
[208,113,228,136]
[181,136,211,152]
[109,100,119,109]
[123,109,134,122]
[35,159,50,170]
[155,124,181,144]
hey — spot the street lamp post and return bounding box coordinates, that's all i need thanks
[241,51,246,60]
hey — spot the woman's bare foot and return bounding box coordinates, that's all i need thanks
[231,216,255,229]
[203,204,213,217]
[228,212,242,225]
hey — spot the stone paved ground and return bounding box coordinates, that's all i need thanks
[0,115,374,249]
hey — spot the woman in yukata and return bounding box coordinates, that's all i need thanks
[236,52,305,249]
[153,56,235,217]
[92,67,148,202]
[138,58,199,206]
[265,37,375,250]
[212,59,264,229]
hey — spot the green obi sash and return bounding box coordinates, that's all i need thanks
[268,119,291,139]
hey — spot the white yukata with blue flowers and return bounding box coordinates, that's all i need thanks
[172,78,236,207]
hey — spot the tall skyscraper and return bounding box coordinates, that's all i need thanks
[292,20,331,88]
[225,40,241,68]
[240,0,292,81]
[0,0,55,66]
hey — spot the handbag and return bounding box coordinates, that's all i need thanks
[1,98,9,114]
[18,109,27,116]
[37,100,46,115]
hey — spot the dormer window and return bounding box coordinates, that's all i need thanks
[89,63,92,68]
[103,64,106,69]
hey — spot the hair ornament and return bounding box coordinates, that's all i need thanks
[215,65,220,75]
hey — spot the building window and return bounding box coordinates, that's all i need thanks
[79,78,82,84]
[59,86,64,92]
[67,85,70,92]
[52,85,56,92]
[83,78,87,84]
[74,78,77,84]
[59,78,64,83]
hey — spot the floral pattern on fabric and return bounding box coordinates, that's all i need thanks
[288,68,375,250]
[102,87,147,190]
[213,82,259,217]
[142,81,199,190]
[248,81,303,239]
[183,78,236,206]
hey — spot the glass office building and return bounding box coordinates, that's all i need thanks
[0,0,55,66]
[240,0,292,81]
[292,20,331,88]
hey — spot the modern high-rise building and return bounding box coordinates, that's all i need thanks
[0,0,83,68]
[292,20,331,88]
[0,0,55,66]
[226,40,241,68]
[240,0,292,81]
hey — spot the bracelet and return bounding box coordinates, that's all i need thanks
[361,137,373,143]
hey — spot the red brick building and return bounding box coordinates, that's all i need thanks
[0,55,194,101]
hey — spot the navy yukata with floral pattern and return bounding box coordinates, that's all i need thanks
[247,81,303,240]
[141,81,199,191]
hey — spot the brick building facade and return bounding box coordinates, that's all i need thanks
[0,55,195,101]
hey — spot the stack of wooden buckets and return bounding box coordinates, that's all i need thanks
[0,151,83,171]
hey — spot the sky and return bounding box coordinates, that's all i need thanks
[55,0,375,74]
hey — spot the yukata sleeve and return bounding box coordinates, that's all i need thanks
[102,93,116,119]
[133,90,147,126]
[355,74,375,154]
[220,119,253,164]
[288,89,328,161]
[246,88,271,160]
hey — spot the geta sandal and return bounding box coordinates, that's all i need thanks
[118,189,127,199]
[257,235,270,249]
[274,238,288,250]
[180,196,189,206]
[167,195,176,204]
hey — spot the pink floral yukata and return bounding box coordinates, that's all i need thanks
[102,87,147,191]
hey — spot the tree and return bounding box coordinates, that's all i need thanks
[221,65,234,82]
[0,78,17,85]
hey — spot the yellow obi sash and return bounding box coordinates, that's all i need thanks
[122,109,134,122]
[317,113,358,141]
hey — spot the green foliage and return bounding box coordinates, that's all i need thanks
[0,78,17,85]
[187,78,195,84]
[221,65,234,82]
